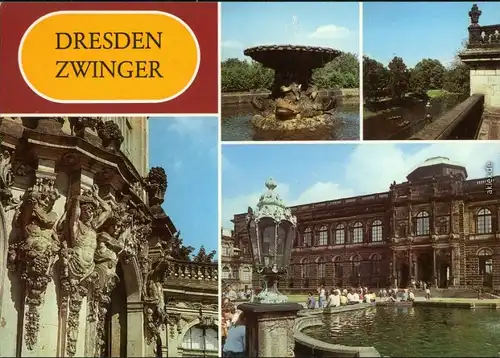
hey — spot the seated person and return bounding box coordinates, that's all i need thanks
[351,291,360,303]
[401,289,409,302]
[327,290,340,307]
[408,290,415,302]
[340,293,348,306]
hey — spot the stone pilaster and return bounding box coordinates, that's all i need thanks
[127,301,147,357]
[238,303,301,357]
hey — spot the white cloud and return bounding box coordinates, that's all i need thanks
[167,117,209,136]
[222,143,500,228]
[308,24,350,40]
[221,40,244,49]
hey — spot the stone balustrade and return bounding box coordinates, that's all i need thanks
[409,94,485,140]
[469,24,500,48]
[165,259,218,282]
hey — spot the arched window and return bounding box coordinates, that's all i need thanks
[316,225,328,246]
[478,248,493,287]
[334,257,343,279]
[301,259,309,278]
[335,224,345,245]
[371,220,383,242]
[317,257,326,278]
[351,255,362,281]
[221,266,230,279]
[353,222,364,244]
[241,267,251,281]
[371,253,382,276]
[416,211,430,236]
[303,228,312,247]
[477,208,492,234]
[182,325,218,352]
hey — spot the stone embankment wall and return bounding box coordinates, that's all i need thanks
[410,94,485,140]
[221,88,359,106]
[294,304,380,358]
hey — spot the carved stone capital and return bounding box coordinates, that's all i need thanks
[166,312,182,338]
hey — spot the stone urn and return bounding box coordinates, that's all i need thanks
[21,117,65,134]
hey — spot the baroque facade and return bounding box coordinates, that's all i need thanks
[0,117,218,358]
[220,228,252,291]
[231,157,500,291]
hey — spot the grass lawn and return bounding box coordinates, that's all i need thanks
[287,294,309,304]
[427,89,451,98]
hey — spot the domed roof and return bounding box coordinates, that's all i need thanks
[416,156,464,169]
[251,178,297,225]
[407,156,467,181]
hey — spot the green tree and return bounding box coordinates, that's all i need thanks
[221,58,274,92]
[192,246,217,263]
[313,52,359,88]
[363,56,389,99]
[410,58,446,95]
[388,56,410,99]
[443,40,470,95]
[221,52,359,92]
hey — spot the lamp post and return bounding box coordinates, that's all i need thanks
[239,179,302,357]
[245,178,297,304]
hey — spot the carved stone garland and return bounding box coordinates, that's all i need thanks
[7,178,60,350]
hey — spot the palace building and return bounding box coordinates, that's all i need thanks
[230,157,500,291]
[220,228,253,291]
[0,117,218,358]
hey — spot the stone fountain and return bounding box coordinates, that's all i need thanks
[245,45,341,140]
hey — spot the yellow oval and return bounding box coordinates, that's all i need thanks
[19,11,200,103]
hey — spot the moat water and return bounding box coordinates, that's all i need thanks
[221,102,360,141]
[303,306,500,357]
[364,94,467,140]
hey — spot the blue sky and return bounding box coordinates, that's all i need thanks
[222,142,500,228]
[149,117,218,255]
[221,2,359,60]
[364,2,499,68]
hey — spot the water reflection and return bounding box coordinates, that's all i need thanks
[221,103,360,141]
[304,307,500,357]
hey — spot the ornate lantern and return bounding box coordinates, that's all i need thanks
[246,178,297,303]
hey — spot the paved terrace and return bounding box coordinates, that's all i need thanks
[478,106,500,139]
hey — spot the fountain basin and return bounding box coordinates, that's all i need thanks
[244,45,341,70]
[294,305,380,358]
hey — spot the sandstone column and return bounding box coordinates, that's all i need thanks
[238,303,302,357]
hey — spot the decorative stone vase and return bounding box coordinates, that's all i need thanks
[21,117,65,134]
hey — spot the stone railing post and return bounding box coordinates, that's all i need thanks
[238,303,302,357]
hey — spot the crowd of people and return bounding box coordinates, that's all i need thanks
[306,286,377,309]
